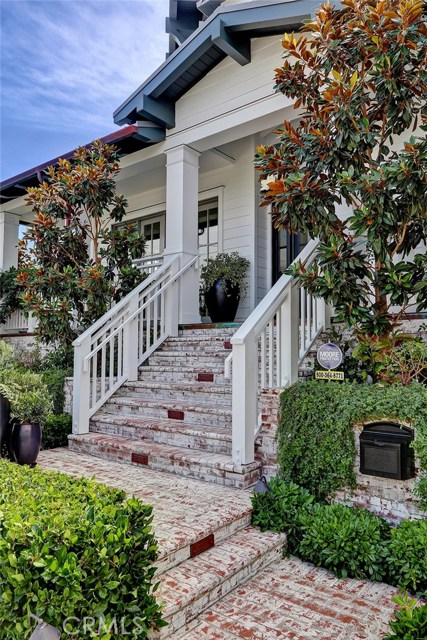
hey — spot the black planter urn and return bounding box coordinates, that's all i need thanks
[0,393,11,457]
[204,279,240,323]
[10,422,41,465]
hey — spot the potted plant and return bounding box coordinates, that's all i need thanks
[200,252,250,323]
[0,369,52,465]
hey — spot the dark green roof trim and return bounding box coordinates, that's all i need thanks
[114,0,317,128]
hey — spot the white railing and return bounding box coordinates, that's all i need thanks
[72,254,197,434]
[132,255,164,275]
[0,308,36,334]
[228,239,326,465]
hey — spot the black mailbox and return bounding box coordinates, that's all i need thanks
[360,422,415,480]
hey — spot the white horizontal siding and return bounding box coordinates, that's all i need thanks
[174,35,283,135]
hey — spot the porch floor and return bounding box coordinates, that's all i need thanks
[38,449,398,639]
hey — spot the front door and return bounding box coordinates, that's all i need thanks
[272,227,308,284]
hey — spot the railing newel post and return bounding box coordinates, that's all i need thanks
[231,339,257,466]
[72,334,92,435]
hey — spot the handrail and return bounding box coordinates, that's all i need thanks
[83,255,198,366]
[73,254,175,347]
[72,253,198,434]
[231,239,319,345]
[229,238,326,466]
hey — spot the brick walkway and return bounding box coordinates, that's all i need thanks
[38,450,398,639]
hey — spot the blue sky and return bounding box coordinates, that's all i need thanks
[0,0,170,181]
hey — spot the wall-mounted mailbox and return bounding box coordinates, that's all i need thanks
[360,422,415,480]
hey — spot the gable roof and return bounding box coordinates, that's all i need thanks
[114,0,316,130]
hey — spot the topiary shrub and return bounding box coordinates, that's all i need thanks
[278,381,427,505]
[297,502,390,582]
[0,460,164,638]
[41,413,72,449]
[386,520,427,596]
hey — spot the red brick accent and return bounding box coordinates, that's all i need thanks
[197,373,214,382]
[223,341,232,350]
[131,452,149,465]
[190,533,215,558]
[168,409,184,420]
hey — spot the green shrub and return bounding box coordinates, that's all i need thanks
[41,413,72,449]
[278,382,357,498]
[278,381,427,505]
[386,520,427,596]
[297,502,390,582]
[383,595,427,640]
[251,479,315,552]
[42,368,69,414]
[0,460,164,638]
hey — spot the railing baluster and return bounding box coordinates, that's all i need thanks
[307,292,312,346]
[300,288,306,357]
[268,320,274,388]
[260,330,266,389]
[276,308,281,388]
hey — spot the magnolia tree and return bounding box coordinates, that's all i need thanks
[255,0,427,344]
[19,141,146,347]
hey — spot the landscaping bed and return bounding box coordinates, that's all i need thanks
[0,460,163,638]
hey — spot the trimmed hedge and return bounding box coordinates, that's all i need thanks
[41,413,72,449]
[0,460,164,638]
[252,479,427,596]
[278,381,427,505]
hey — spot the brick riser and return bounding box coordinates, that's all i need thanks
[139,366,228,384]
[69,433,260,489]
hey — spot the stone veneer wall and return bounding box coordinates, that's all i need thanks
[255,389,426,523]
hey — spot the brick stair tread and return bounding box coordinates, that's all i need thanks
[106,396,232,416]
[122,381,231,395]
[90,413,232,441]
[69,433,259,474]
[157,527,285,622]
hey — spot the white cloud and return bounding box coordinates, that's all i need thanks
[1,0,170,133]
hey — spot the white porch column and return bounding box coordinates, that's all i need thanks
[0,212,20,270]
[165,145,201,325]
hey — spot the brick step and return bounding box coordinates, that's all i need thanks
[116,381,232,406]
[154,527,286,638]
[90,413,232,455]
[178,325,239,336]
[158,341,233,353]
[148,351,230,367]
[138,365,229,385]
[68,433,260,488]
[155,506,252,576]
[103,396,232,429]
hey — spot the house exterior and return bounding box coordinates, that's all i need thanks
[0,0,424,488]
[1,0,319,324]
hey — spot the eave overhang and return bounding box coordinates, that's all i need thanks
[114,0,317,129]
[0,123,164,202]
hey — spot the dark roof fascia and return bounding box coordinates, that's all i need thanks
[0,123,164,202]
[114,0,317,128]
